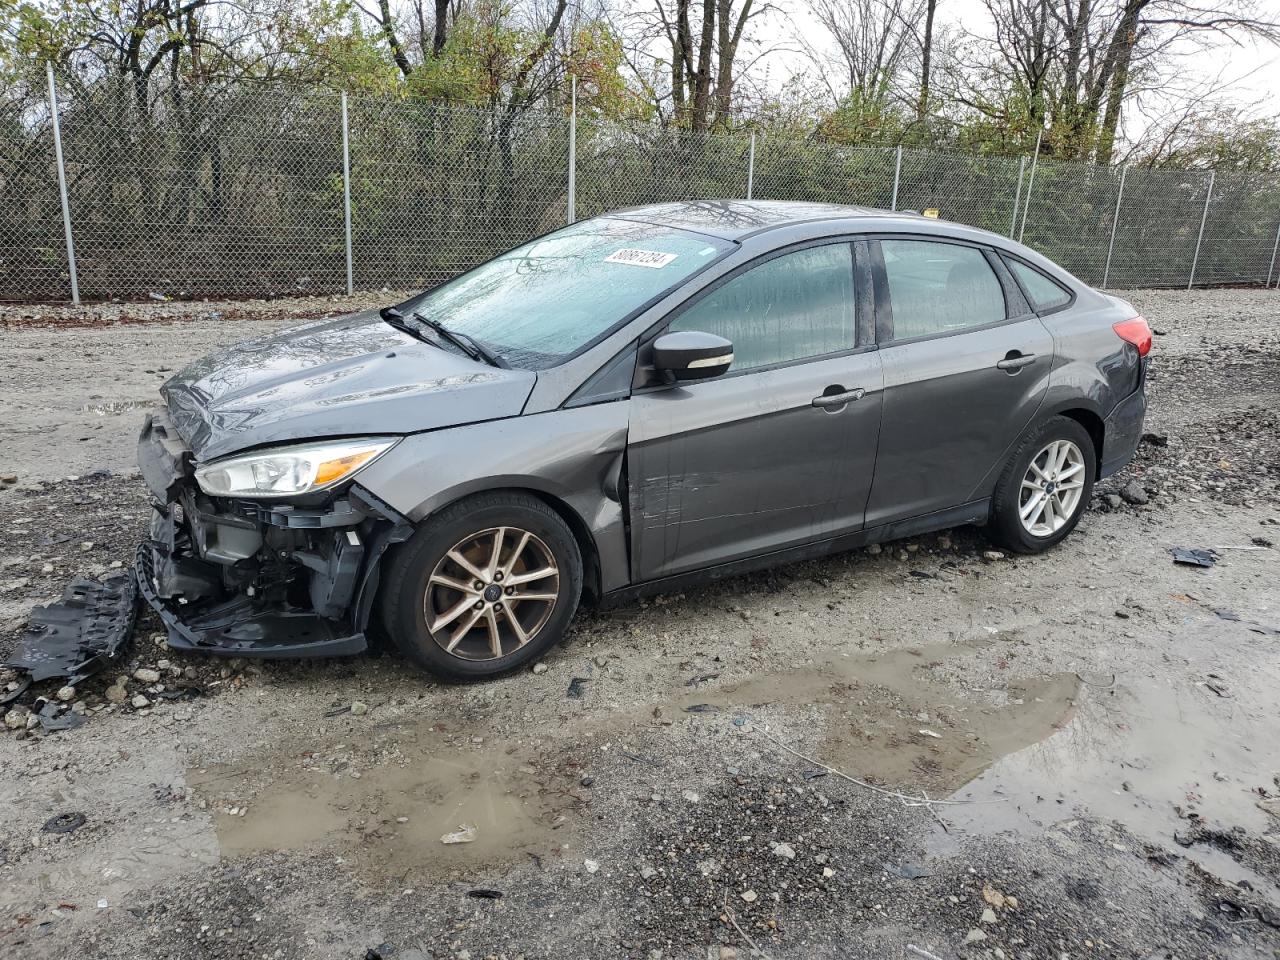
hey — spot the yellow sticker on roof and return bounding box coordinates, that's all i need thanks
[605,248,679,268]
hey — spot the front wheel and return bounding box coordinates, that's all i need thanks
[990,416,1096,554]
[378,492,582,681]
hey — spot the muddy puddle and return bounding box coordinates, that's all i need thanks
[934,619,1280,899]
[193,639,1081,881]
[189,734,584,882]
[679,639,1081,795]
[189,621,1280,896]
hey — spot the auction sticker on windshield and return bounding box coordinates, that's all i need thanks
[604,249,679,268]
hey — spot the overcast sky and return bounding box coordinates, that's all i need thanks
[769,0,1280,130]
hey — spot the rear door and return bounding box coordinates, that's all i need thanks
[864,236,1054,527]
[627,240,884,581]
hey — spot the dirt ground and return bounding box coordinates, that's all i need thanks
[1,288,1278,960]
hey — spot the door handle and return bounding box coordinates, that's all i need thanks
[812,388,865,408]
[996,352,1037,371]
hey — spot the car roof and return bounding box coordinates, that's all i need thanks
[603,199,926,241]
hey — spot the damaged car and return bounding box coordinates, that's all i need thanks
[137,200,1151,680]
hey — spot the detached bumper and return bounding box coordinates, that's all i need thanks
[135,410,411,659]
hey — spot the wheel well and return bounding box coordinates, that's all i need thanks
[525,490,603,606]
[1058,408,1105,477]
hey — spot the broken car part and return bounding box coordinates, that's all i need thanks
[1171,547,1217,568]
[137,410,412,658]
[4,574,137,684]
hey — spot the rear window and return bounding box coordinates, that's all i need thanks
[880,239,1006,340]
[1007,258,1072,312]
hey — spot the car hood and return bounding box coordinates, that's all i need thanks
[162,308,537,462]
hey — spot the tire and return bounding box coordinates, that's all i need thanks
[378,491,582,682]
[989,415,1096,554]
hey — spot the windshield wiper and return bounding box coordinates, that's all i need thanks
[379,306,430,343]
[409,311,507,368]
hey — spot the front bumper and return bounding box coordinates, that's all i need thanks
[135,410,412,658]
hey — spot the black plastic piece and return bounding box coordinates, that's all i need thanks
[4,574,138,684]
[135,544,367,659]
[137,410,194,503]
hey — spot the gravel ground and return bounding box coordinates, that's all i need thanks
[0,288,1278,960]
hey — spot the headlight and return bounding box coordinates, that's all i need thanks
[194,438,398,498]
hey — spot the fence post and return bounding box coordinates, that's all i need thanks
[891,145,902,211]
[1188,170,1214,290]
[567,75,577,225]
[1266,216,1280,288]
[1102,165,1128,289]
[1017,130,1042,244]
[746,131,755,200]
[1009,157,1025,238]
[340,92,354,296]
[46,63,79,305]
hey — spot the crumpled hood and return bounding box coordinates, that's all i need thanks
[163,308,536,461]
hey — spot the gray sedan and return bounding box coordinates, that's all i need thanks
[137,200,1151,680]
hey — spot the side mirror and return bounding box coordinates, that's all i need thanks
[652,331,734,382]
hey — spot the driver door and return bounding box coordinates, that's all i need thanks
[626,241,884,582]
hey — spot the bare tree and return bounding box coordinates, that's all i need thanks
[651,0,772,130]
[810,0,925,105]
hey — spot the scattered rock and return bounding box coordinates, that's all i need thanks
[740,889,758,903]
[532,663,548,675]
[1120,481,1149,505]
[964,929,987,944]
[56,684,76,702]
[584,859,600,874]
[130,695,150,709]
[132,668,161,683]
[770,841,796,859]
[350,701,369,716]
[980,907,998,924]
[982,550,1005,562]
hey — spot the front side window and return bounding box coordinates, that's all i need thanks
[669,243,855,372]
[400,218,731,370]
[1007,258,1072,312]
[881,239,1006,340]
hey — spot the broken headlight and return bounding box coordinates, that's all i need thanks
[194,438,398,499]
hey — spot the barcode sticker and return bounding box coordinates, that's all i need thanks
[604,248,678,268]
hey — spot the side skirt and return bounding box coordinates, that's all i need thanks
[598,499,990,609]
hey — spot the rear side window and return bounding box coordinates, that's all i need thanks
[669,243,855,371]
[880,239,1006,340]
[1007,258,1072,312]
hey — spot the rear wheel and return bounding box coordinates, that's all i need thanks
[990,416,1095,554]
[379,492,582,681]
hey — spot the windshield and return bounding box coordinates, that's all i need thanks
[399,218,732,369]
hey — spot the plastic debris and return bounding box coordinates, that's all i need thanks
[42,812,87,834]
[1171,547,1216,568]
[4,574,138,684]
[566,677,590,699]
[440,824,477,844]
[37,700,86,732]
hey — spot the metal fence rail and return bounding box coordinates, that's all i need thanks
[3,66,1280,304]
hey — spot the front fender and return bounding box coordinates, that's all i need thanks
[354,404,633,594]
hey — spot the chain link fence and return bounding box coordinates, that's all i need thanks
[4,67,1280,303]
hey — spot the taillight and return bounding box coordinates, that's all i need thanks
[1113,316,1152,357]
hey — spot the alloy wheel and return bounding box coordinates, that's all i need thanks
[424,526,560,661]
[1018,439,1086,537]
